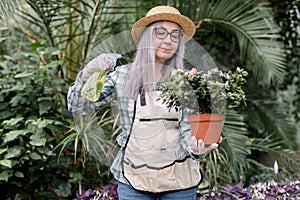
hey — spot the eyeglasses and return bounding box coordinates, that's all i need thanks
[154,27,181,43]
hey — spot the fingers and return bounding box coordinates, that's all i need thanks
[101,54,117,72]
[85,54,118,74]
[191,139,205,155]
[219,136,223,144]
[108,53,122,61]
[190,138,219,155]
[197,139,205,150]
[190,136,198,151]
[198,139,218,149]
[206,142,219,152]
[198,140,215,154]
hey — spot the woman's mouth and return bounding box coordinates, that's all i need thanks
[159,47,172,53]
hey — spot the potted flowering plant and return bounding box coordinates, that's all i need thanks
[158,67,248,144]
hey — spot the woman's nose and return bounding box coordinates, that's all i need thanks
[163,35,172,44]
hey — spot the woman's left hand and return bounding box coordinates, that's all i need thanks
[190,136,221,155]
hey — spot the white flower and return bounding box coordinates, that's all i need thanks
[211,68,219,73]
[226,74,230,80]
[274,160,279,174]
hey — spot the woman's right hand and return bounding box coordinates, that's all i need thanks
[82,53,121,80]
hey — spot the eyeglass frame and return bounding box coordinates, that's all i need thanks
[153,27,182,43]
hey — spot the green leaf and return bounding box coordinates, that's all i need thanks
[0,170,9,181]
[0,159,12,168]
[0,37,6,43]
[2,117,24,126]
[55,179,72,197]
[45,47,62,56]
[10,95,27,107]
[37,146,53,156]
[14,71,35,78]
[23,52,39,61]
[51,49,62,56]
[0,148,8,155]
[15,171,24,178]
[29,152,42,160]
[30,42,44,50]
[0,27,9,31]
[0,110,14,120]
[69,171,82,181]
[30,118,56,129]
[30,138,47,146]
[46,60,63,69]
[5,148,23,159]
[3,130,31,143]
[38,101,52,115]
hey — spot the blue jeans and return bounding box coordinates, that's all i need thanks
[118,182,198,200]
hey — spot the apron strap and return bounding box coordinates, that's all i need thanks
[139,88,146,106]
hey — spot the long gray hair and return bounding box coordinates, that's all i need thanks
[124,21,185,99]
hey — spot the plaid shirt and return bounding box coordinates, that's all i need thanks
[67,64,203,183]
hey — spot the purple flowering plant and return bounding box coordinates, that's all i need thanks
[74,181,118,200]
[76,177,300,200]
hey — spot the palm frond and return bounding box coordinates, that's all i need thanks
[222,109,249,181]
[200,109,249,185]
[250,99,298,149]
[201,148,232,187]
[54,105,120,166]
[11,0,138,80]
[76,108,120,165]
[195,0,286,85]
[250,134,282,152]
[0,0,20,24]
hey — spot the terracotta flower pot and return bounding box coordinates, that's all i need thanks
[188,114,224,144]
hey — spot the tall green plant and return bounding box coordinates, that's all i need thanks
[270,0,300,122]
[0,45,73,199]
[54,107,121,195]
[194,0,286,85]
[5,0,138,81]
[200,110,249,187]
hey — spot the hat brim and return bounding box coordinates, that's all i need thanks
[131,13,196,42]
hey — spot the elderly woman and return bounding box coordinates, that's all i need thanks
[68,5,219,200]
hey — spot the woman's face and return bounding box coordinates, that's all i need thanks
[153,21,181,64]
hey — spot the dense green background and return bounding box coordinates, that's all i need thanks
[0,0,299,199]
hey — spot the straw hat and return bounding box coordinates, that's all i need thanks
[131,5,196,42]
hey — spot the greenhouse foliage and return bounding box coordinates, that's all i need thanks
[0,0,299,199]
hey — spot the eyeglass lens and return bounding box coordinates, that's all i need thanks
[154,27,180,43]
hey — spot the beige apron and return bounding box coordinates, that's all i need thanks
[122,91,201,193]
